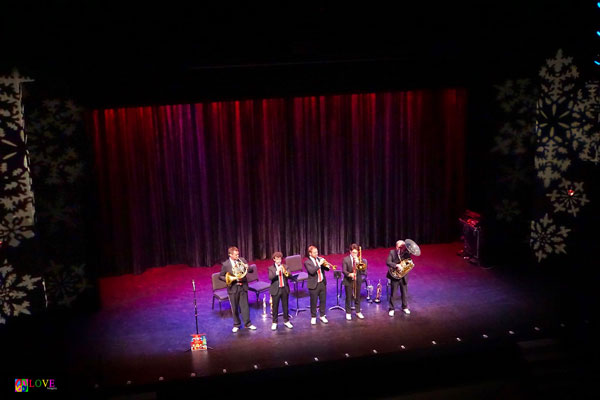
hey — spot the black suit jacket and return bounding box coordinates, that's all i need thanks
[304,257,328,289]
[342,255,367,287]
[219,258,253,294]
[268,263,291,295]
[386,249,410,281]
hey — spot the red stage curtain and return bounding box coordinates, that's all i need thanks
[88,89,466,275]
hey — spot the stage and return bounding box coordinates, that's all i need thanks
[24,242,590,398]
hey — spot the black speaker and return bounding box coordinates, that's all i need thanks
[459,210,481,265]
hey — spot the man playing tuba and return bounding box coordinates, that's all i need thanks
[219,246,257,332]
[386,240,411,316]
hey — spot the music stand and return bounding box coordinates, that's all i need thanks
[289,274,307,316]
[329,271,345,312]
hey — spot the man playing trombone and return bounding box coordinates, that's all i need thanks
[304,245,331,325]
[268,252,294,330]
[219,246,257,333]
[342,243,366,320]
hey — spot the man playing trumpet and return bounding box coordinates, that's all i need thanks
[219,246,257,332]
[386,240,411,316]
[304,245,331,325]
[268,252,294,330]
[342,243,366,320]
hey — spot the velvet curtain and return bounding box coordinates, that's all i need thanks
[89,89,465,275]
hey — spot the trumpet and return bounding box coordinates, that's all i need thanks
[277,264,290,278]
[318,257,337,270]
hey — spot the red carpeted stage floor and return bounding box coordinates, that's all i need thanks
[40,242,595,399]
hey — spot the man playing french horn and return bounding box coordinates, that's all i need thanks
[268,252,294,330]
[219,246,257,333]
[386,240,411,316]
[342,243,366,320]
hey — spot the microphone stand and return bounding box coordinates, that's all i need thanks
[193,280,199,335]
[186,279,213,351]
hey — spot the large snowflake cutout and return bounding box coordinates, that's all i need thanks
[538,49,579,103]
[534,135,570,188]
[530,214,570,262]
[0,259,41,324]
[495,199,521,222]
[568,82,599,164]
[493,79,537,156]
[27,98,85,186]
[546,179,590,217]
[45,261,89,307]
[0,72,36,247]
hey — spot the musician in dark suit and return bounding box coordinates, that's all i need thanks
[386,240,411,316]
[219,246,257,332]
[342,243,366,320]
[304,245,330,325]
[268,252,294,330]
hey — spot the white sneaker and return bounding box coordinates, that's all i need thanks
[356,312,365,319]
[271,323,277,330]
[388,310,395,317]
[248,324,257,330]
[311,317,317,325]
[284,321,294,329]
[346,313,352,321]
[232,327,239,333]
[320,316,328,324]
[402,308,411,315]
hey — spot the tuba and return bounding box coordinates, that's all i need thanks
[389,239,421,279]
[225,259,249,286]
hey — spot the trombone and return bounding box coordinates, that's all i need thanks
[353,247,367,299]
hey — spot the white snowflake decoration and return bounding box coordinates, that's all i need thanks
[546,179,590,217]
[0,71,36,247]
[530,214,570,262]
[0,259,41,324]
[568,82,599,164]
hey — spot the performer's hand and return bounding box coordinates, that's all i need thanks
[350,272,356,280]
[396,264,402,270]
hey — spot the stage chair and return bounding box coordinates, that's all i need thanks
[211,272,229,312]
[285,255,308,315]
[285,255,307,287]
[246,264,270,305]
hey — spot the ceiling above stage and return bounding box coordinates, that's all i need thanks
[2,0,596,106]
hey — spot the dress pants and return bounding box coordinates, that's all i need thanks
[309,281,327,317]
[229,287,251,327]
[344,281,361,314]
[388,277,408,310]
[271,288,290,323]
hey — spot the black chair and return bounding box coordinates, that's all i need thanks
[211,272,229,312]
[246,264,270,305]
[285,255,308,315]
